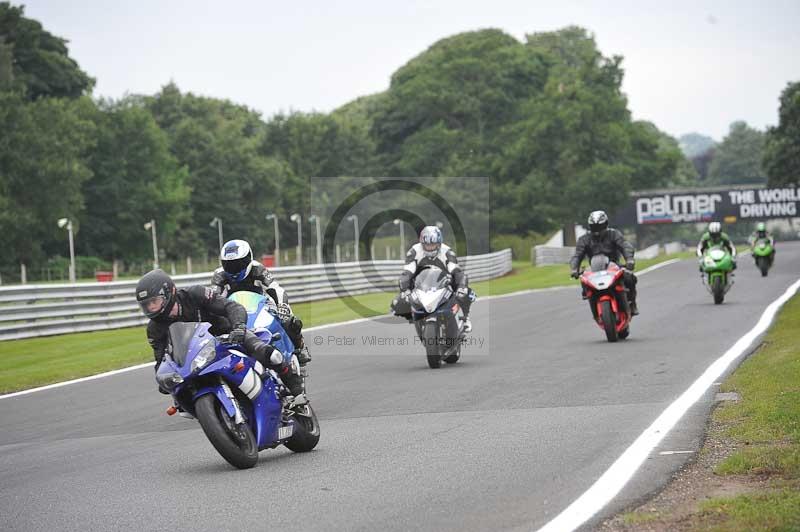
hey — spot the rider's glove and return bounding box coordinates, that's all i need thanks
[570,269,581,279]
[625,261,635,271]
[456,287,469,300]
[276,302,292,321]
[401,289,411,300]
[228,325,246,345]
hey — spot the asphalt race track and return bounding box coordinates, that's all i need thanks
[1,243,798,531]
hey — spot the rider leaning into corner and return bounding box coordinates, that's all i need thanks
[569,210,639,315]
[696,221,737,270]
[398,225,476,332]
[210,239,310,366]
[136,269,304,397]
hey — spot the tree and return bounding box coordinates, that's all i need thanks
[0,93,96,266]
[764,81,800,186]
[146,84,290,256]
[706,121,766,185]
[77,99,190,262]
[0,2,94,99]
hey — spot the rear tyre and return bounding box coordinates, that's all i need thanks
[712,275,725,304]
[618,327,630,340]
[600,300,618,342]
[284,405,320,453]
[444,344,461,364]
[195,393,258,469]
[424,321,442,369]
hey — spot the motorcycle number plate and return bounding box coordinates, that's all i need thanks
[278,425,293,440]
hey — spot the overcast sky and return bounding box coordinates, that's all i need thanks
[22,0,800,140]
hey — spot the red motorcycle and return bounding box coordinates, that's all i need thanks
[579,255,632,342]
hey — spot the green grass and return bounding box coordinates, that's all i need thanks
[695,490,800,531]
[0,253,684,394]
[694,292,800,527]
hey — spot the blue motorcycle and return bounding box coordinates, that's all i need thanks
[156,291,319,469]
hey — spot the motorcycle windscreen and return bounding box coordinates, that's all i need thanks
[414,267,449,291]
[168,322,201,367]
[228,291,269,329]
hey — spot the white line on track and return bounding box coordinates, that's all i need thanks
[0,257,683,401]
[537,276,800,532]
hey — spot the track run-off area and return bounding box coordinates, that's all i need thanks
[1,243,799,531]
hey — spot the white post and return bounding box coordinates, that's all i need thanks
[209,217,223,251]
[336,244,341,263]
[266,213,280,267]
[347,214,359,262]
[144,219,159,269]
[290,213,302,265]
[186,256,192,274]
[385,245,391,259]
[20,263,27,284]
[309,215,323,264]
[112,259,119,279]
[394,219,405,258]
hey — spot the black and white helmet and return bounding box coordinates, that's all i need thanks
[587,210,609,238]
[136,269,176,319]
[220,239,253,282]
[419,226,443,258]
[708,222,722,238]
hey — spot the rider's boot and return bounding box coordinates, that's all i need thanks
[462,315,473,333]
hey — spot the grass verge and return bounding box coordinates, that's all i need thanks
[0,254,680,394]
[614,292,800,531]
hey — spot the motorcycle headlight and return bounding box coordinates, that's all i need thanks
[704,256,715,267]
[191,341,217,372]
[156,371,184,391]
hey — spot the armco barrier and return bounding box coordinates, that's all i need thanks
[0,249,512,341]
[534,246,576,266]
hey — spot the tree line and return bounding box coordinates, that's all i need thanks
[1,3,797,278]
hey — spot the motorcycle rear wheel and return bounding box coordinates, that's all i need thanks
[195,393,258,469]
[284,405,320,453]
[424,321,442,369]
[600,300,618,342]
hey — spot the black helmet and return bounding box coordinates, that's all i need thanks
[587,210,609,238]
[136,269,177,319]
[220,239,254,282]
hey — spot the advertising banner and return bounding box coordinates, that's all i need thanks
[613,185,800,226]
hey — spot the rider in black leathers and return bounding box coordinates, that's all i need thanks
[136,269,303,396]
[569,210,639,315]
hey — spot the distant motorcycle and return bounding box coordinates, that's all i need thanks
[751,238,774,277]
[156,291,319,469]
[391,267,473,369]
[700,246,735,304]
[578,255,632,342]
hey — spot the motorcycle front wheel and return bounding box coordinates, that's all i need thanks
[195,393,258,469]
[423,320,442,369]
[600,300,618,342]
[712,275,725,304]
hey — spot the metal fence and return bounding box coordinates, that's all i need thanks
[0,249,512,341]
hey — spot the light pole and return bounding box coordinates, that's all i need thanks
[57,218,76,283]
[143,219,159,269]
[209,217,223,251]
[309,214,323,264]
[347,214,359,262]
[290,213,302,265]
[393,218,405,258]
[266,213,280,267]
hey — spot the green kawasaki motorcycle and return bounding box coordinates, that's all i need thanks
[701,245,735,304]
[751,238,774,277]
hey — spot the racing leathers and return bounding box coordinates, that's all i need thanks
[211,260,307,362]
[569,228,638,314]
[146,285,302,395]
[399,243,474,322]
